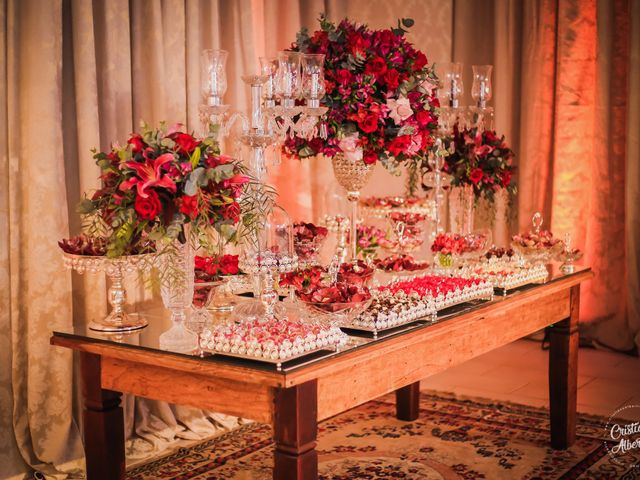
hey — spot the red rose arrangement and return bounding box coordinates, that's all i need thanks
[77,122,258,257]
[443,125,517,202]
[194,254,240,281]
[374,254,428,272]
[284,16,439,169]
[430,232,488,257]
[281,265,371,312]
[280,266,326,292]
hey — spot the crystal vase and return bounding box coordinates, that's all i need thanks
[448,184,475,234]
[331,153,374,263]
[159,233,198,353]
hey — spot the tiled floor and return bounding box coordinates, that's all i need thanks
[420,338,640,420]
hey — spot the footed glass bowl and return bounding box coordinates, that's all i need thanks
[298,297,373,327]
[511,242,564,264]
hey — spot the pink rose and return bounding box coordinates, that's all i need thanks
[386,97,414,125]
[338,133,363,162]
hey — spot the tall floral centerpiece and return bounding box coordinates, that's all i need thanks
[443,125,516,234]
[77,123,262,349]
[284,16,440,262]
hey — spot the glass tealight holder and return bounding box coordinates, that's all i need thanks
[201,49,228,107]
[260,56,279,108]
[276,51,302,108]
[438,62,464,108]
[302,54,325,109]
[471,65,492,108]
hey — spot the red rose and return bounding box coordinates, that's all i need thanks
[415,110,433,127]
[134,189,162,220]
[413,52,428,71]
[363,150,377,165]
[375,30,395,55]
[221,201,241,223]
[469,167,484,184]
[388,135,412,157]
[308,137,324,153]
[325,79,335,94]
[383,69,400,90]
[173,133,199,155]
[358,112,379,133]
[127,134,145,154]
[484,130,498,143]
[364,57,387,77]
[220,255,239,275]
[500,170,512,187]
[347,32,371,57]
[179,195,199,219]
[334,69,352,85]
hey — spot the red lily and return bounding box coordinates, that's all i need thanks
[119,150,177,198]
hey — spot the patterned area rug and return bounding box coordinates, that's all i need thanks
[127,392,640,479]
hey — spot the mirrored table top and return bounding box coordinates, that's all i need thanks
[53,265,591,374]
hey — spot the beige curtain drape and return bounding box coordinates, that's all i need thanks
[1,0,638,478]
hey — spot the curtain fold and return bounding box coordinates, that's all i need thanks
[0,1,637,478]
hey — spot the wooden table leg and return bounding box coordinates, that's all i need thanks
[80,352,125,480]
[548,285,579,450]
[396,381,420,421]
[273,380,318,480]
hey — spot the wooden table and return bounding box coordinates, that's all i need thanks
[51,267,592,480]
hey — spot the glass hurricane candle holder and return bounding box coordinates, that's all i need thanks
[302,53,326,110]
[276,51,302,108]
[260,56,279,108]
[201,49,228,107]
[471,65,492,109]
[439,62,464,108]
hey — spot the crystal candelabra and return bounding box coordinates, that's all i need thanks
[423,138,451,243]
[437,62,494,132]
[198,49,328,181]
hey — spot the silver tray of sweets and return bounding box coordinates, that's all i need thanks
[341,295,437,338]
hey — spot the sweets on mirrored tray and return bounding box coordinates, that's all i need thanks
[347,293,436,334]
[484,246,515,260]
[471,262,549,292]
[201,317,348,366]
[377,275,494,310]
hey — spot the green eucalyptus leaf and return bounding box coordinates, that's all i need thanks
[401,18,415,28]
[76,198,96,214]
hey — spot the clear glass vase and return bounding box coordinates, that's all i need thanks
[159,233,198,353]
[448,185,475,234]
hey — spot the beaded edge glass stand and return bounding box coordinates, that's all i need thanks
[62,252,156,332]
[473,263,549,296]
